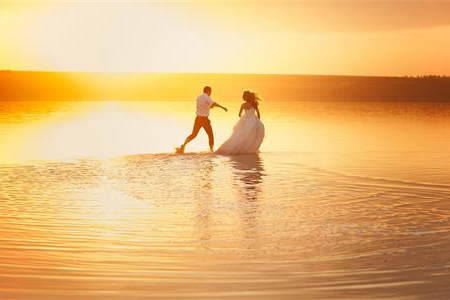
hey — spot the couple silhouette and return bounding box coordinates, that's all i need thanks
[176,86,265,155]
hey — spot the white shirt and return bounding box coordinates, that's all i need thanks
[196,93,214,117]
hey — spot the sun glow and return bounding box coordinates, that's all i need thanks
[0,102,197,163]
[0,100,260,163]
[9,2,237,73]
[1,1,450,75]
[27,102,191,160]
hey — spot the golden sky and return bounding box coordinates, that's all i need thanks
[1,0,449,76]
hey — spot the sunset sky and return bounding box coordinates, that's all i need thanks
[1,0,449,76]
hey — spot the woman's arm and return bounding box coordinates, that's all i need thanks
[238,104,244,117]
[256,106,261,119]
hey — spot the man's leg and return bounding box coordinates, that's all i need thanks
[180,117,202,151]
[203,119,214,152]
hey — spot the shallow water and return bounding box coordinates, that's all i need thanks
[1,100,450,299]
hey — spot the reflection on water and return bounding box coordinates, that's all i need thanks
[2,100,450,163]
[231,153,264,199]
[1,100,450,299]
[230,154,264,251]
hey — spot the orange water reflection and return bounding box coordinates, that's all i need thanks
[1,100,450,164]
[1,100,450,299]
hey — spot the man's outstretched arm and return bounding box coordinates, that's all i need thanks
[211,102,228,112]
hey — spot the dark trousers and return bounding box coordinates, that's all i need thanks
[184,116,214,147]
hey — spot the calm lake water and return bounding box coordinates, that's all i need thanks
[1,100,450,299]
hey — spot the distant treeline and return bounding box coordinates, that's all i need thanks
[1,71,450,101]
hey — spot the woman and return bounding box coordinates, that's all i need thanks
[216,91,265,155]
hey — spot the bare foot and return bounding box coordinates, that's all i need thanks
[175,145,185,154]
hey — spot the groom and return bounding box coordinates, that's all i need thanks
[176,86,227,153]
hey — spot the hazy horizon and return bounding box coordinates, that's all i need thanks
[3,69,450,78]
[1,70,450,102]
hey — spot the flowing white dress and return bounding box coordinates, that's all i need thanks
[216,107,265,155]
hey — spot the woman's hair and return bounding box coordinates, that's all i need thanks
[242,90,261,108]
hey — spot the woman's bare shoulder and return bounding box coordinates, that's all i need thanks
[242,102,252,109]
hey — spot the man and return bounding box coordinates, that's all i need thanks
[176,86,227,153]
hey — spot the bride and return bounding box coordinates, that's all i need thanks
[216,91,265,155]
